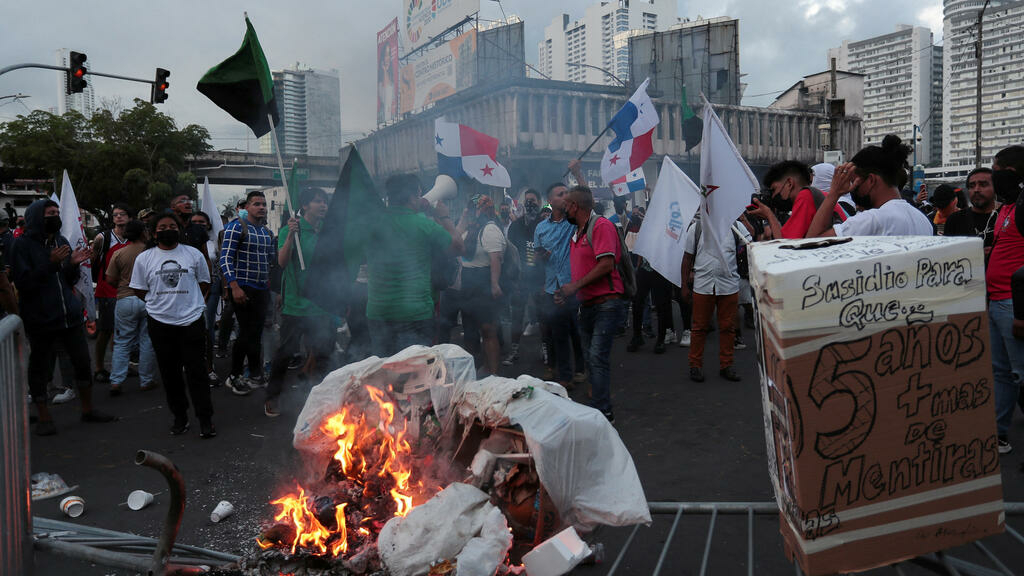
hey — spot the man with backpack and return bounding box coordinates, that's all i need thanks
[556,184,633,423]
[90,203,130,385]
[746,160,846,239]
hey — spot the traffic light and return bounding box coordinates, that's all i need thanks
[151,68,170,104]
[66,51,87,94]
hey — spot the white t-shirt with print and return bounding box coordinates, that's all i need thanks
[129,244,211,326]
[833,199,933,237]
[463,222,507,269]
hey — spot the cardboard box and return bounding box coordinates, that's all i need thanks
[748,236,1004,575]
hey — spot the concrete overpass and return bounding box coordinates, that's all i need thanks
[186,151,341,188]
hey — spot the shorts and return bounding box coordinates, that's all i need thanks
[461,266,499,326]
[97,297,117,332]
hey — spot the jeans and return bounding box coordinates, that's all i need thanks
[27,324,92,404]
[690,292,738,370]
[543,294,582,383]
[368,318,434,358]
[633,268,673,343]
[579,298,626,413]
[988,299,1024,437]
[267,314,334,401]
[230,286,270,377]
[110,296,156,386]
[148,317,213,422]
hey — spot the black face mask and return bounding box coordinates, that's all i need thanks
[156,229,179,247]
[524,201,540,221]
[992,169,1023,204]
[185,223,209,244]
[44,215,62,234]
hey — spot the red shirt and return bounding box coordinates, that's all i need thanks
[986,204,1024,301]
[780,188,847,239]
[570,215,623,302]
[94,234,127,299]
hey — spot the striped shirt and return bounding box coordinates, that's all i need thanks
[219,219,274,290]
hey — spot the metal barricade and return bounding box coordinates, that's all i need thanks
[0,315,31,576]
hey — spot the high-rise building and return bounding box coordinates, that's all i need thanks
[56,49,96,118]
[942,0,1024,167]
[539,0,677,86]
[829,25,940,165]
[259,66,342,157]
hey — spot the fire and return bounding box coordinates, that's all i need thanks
[260,386,422,557]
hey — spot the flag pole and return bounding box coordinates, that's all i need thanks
[268,113,305,270]
[562,124,613,179]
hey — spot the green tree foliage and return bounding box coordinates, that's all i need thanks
[0,99,211,227]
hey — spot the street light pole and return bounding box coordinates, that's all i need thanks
[975,0,991,167]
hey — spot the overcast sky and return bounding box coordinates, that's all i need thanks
[1,0,943,200]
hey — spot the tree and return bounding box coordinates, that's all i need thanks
[0,100,211,227]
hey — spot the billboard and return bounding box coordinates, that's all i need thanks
[403,0,479,54]
[377,18,401,125]
[400,29,476,115]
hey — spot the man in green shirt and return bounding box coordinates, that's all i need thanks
[264,188,332,417]
[367,174,464,356]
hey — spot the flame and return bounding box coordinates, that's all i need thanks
[260,485,341,556]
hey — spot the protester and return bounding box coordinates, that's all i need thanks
[461,193,506,375]
[137,208,156,227]
[216,198,249,358]
[90,203,130,384]
[556,184,626,422]
[929,184,960,235]
[131,212,215,437]
[265,187,333,418]
[807,135,933,237]
[503,188,544,367]
[11,199,116,436]
[366,174,463,357]
[748,160,846,239]
[984,145,1024,454]
[191,210,221,384]
[944,168,996,259]
[105,220,157,395]
[681,215,751,383]
[4,201,16,228]
[219,190,275,395]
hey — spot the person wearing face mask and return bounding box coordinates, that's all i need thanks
[807,135,933,238]
[944,168,997,261]
[983,145,1024,455]
[747,160,847,239]
[11,199,117,435]
[131,212,214,438]
[502,189,545,367]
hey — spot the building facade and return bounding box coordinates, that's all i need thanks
[942,0,1024,167]
[829,25,940,165]
[771,70,865,117]
[539,0,677,86]
[55,49,96,118]
[259,66,342,158]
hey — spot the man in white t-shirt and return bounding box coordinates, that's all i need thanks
[131,213,215,438]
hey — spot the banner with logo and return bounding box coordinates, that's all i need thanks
[400,29,477,115]
[403,0,479,54]
[377,18,401,125]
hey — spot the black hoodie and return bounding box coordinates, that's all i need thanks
[10,199,84,333]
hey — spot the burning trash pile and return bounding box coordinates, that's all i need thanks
[233,344,650,576]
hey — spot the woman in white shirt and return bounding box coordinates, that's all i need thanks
[130,212,216,438]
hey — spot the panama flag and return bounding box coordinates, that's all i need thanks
[58,170,96,320]
[601,78,658,186]
[434,119,511,188]
[699,101,759,271]
[610,167,646,197]
[632,157,701,286]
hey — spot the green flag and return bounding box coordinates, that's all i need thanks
[197,16,279,138]
[681,84,696,121]
[681,84,702,151]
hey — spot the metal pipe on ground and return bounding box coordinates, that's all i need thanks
[135,450,187,576]
[33,539,208,574]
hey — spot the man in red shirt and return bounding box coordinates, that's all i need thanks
[556,185,625,423]
[987,145,1024,455]
[747,160,845,239]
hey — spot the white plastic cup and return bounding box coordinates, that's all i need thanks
[127,490,155,511]
[210,500,234,523]
[60,495,85,518]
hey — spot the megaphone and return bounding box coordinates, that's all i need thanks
[423,174,457,207]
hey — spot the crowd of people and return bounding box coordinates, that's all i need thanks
[1,137,1022,457]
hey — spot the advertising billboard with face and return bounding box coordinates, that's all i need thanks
[377,18,400,125]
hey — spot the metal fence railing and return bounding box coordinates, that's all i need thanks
[0,315,31,576]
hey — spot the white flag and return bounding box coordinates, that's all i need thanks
[201,176,224,241]
[699,102,759,271]
[59,170,96,320]
[633,157,701,286]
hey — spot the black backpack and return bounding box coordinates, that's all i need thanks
[584,213,636,299]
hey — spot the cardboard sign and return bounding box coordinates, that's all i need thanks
[749,236,1004,575]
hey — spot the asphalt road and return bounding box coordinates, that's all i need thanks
[26,317,1024,575]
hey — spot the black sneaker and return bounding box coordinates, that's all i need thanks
[287,355,303,370]
[169,419,189,436]
[199,421,217,439]
[601,410,615,424]
[264,400,280,418]
[226,375,253,396]
[626,336,644,352]
[689,367,705,382]
[998,436,1012,455]
[719,366,742,382]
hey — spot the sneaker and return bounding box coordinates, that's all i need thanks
[247,376,267,389]
[719,366,741,382]
[689,367,705,382]
[36,420,57,436]
[199,421,217,439]
[626,336,644,352]
[998,437,1012,454]
[207,371,220,387]
[226,375,253,396]
[678,330,692,348]
[52,388,77,404]
[734,336,748,350]
[169,418,189,436]
[264,400,280,418]
[664,329,677,345]
[501,344,520,367]
[523,323,539,337]
[601,409,615,424]
[93,369,110,383]
[287,355,303,370]
[128,361,139,375]
[215,350,227,359]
